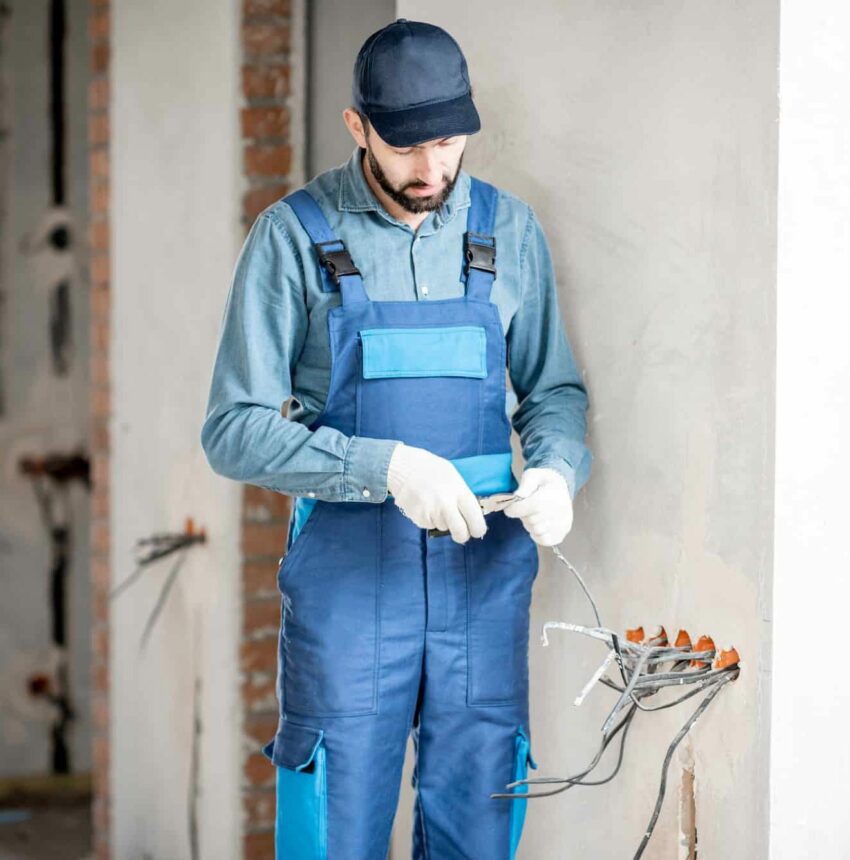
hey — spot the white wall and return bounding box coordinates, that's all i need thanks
[111,0,243,856]
[398,3,777,857]
[771,3,850,857]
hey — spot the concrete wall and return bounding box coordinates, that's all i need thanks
[307,0,394,176]
[398,2,777,857]
[110,0,243,856]
[771,3,850,856]
[0,0,92,777]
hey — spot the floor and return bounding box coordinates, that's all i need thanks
[0,801,92,860]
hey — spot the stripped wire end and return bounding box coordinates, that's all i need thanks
[646,626,668,647]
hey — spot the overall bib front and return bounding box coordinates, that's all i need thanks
[262,178,539,859]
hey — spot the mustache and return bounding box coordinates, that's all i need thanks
[406,180,446,189]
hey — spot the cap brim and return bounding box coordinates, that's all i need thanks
[366,92,481,147]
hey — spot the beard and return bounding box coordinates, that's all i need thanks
[363,145,464,214]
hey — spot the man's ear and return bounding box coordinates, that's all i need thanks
[342,107,368,149]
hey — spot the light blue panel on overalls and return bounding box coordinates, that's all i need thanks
[287,496,318,551]
[287,448,516,546]
[263,724,328,859]
[360,324,488,378]
[264,176,539,860]
[509,725,538,859]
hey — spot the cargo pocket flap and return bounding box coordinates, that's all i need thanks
[516,725,538,771]
[262,723,325,772]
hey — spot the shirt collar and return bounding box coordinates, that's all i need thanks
[337,145,471,229]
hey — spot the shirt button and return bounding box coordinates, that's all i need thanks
[307,491,316,498]
[421,285,429,296]
[362,488,371,498]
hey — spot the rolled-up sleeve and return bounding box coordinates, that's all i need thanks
[507,205,592,499]
[200,212,400,502]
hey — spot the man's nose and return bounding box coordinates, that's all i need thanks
[413,150,444,185]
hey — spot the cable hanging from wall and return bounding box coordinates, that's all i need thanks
[492,545,741,859]
[110,518,207,652]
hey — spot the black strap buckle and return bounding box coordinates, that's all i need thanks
[315,240,360,286]
[464,231,497,276]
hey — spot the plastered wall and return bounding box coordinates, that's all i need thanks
[397,3,777,857]
[110,0,243,856]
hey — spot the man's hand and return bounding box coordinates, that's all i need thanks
[503,467,573,546]
[387,443,487,544]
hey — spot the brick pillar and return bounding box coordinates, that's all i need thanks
[238,1,295,856]
[241,0,293,226]
[241,488,291,858]
[88,1,111,858]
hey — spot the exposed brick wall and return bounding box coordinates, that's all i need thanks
[241,0,293,226]
[88,1,111,858]
[239,0,295,855]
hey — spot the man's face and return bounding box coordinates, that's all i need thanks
[362,125,467,214]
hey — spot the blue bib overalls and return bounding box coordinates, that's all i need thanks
[261,177,539,859]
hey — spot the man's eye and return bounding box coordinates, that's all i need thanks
[440,138,457,146]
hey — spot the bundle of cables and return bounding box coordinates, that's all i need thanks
[491,546,741,859]
[110,518,207,651]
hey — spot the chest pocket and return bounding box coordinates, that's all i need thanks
[359,325,487,378]
[356,325,488,458]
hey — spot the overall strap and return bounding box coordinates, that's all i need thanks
[282,189,369,305]
[461,177,499,302]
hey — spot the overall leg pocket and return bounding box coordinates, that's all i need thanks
[278,499,326,592]
[281,503,380,717]
[509,725,538,859]
[263,723,328,860]
[466,512,538,707]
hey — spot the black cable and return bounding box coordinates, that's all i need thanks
[109,563,144,601]
[632,670,735,713]
[139,549,188,652]
[572,706,636,787]
[491,704,637,799]
[526,547,740,858]
[632,674,735,859]
[510,706,637,789]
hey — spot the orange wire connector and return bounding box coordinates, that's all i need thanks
[690,635,716,668]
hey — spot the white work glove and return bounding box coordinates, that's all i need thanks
[386,443,487,544]
[503,467,573,546]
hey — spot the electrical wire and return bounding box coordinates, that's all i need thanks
[552,545,601,628]
[109,526,206,651]
[633,674,736,859]
[491,704,638,799]
[494,542,741,859]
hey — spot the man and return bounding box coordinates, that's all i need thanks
[201,18,591,860]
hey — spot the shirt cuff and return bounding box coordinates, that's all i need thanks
[343,436,403,503]
[532,457,577,501]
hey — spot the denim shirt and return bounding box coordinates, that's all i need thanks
[200,146,591,503]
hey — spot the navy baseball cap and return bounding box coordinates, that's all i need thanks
[352,18,481,148]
